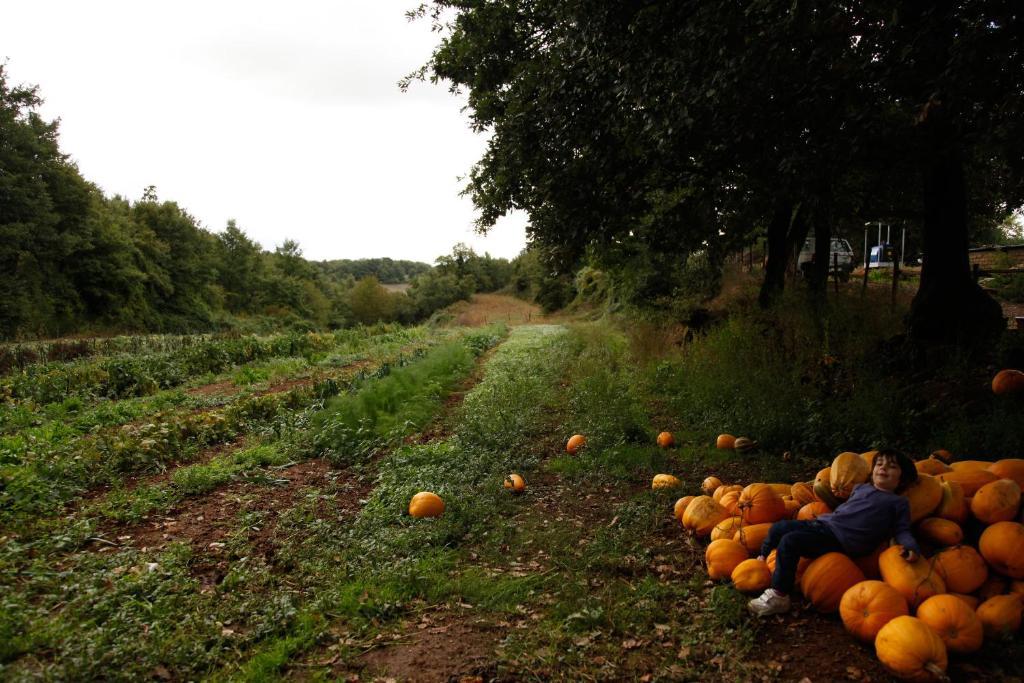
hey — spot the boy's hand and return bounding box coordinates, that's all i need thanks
[900,548,917,562]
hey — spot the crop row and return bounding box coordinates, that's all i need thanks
[0,334,447,528]
[0,333,215,376]
[0,325,430,435]
[0,324,417,407]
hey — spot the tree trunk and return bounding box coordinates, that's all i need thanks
[758,201,809,308]
[907,107,1003,345]
[809,208,831,295]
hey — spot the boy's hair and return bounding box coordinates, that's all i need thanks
[874,448,918,493]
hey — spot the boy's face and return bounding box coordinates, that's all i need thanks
[872,456,902,492]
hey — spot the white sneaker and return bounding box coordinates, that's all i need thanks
[747,588,791,617]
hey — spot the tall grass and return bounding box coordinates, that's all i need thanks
[641,289,1024,457]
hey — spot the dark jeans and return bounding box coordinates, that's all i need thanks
[760,519,844,594]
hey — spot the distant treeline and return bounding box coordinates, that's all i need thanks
[1,66,550,340]
[317,259,432,284]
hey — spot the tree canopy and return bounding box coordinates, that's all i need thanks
[413,1,1024,341]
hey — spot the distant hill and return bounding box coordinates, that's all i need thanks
[316,258,432,284]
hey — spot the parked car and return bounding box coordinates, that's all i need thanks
[797,237,855,281]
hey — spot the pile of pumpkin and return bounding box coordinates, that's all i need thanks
[670,448,1024,681]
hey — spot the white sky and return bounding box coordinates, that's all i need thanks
[0,1,529,264]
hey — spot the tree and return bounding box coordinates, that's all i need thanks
[413,1,1023,341]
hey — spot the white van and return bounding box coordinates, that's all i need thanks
[798,237,855,281]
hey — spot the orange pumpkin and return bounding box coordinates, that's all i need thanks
[702,476,723,495]
[915,459,952,476]
[878,546,946,608]
[971,478,1022,525]
[715,433,736,449]
[800,552,865,612]
[710,515,744,542]
[861,450,880,468]
[853,544,885,580]
[682,495,730,537]
[783,498,801,518]
[916,518,963,547]
[936,469,999,497]
[977,575,1009,601]
[673,495,695,522]
[839,580,909,643]
[978,521,1024,579]
[719,490,742,515]
[656,431,675,448]
[950,593,980,610]
[566,434,587,454]
[731,558,772,593]
[797,501,831,520]
[949,459,995,473]
[988,458,1024,488]
[737,483,787,525]
[791,481,816,506]
[992,368,1024,395]
[1011,580,1024,596]
[831,451,871,499]
[930,449,954,463]
[713,483,742,502]
[503,474,526,494]
[915,594,984,654]
[874,616,948,682]
[705,538,749,580]
[408,491,445,518]
[734,522,773,554]
[934,480,968,524]
[930,545,988,594]
[902,473,943,523]
[976,594,1023,638]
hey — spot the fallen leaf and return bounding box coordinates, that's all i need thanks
[621,638,645,650]
[677,646,692,660]
[152,665,172,680]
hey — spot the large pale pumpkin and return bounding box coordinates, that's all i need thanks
[902,474,943,523]
[976,594,1023,638]
[916,518,963,548]
[737,483,787,525]
[797,501,831,520]
[800,552,865,612]
[839,580,909,643]
[936,469,999,497]
[879,546,946,608]
[734,522,773,554]
[705,538,749,580]
[971,478,1022,525]
[988,458,1024,488]
[831,451,871,499]
[682,495,730,537]
[652,473,682,489]
[933,480,968,524]
[915,459,951,476]
[978,521,1024,578]
[710,515,744,542]
[874,616,948,682]
[731,558,771,593]
[915,594,984,654]
[930,545,988,594]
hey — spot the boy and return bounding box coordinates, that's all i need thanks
[748,449,921,616]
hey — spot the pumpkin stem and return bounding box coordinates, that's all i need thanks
[924,663,949,682]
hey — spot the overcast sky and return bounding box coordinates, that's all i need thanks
[1,1,528,264]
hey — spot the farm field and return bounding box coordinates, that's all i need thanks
[2,298,1023,681]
